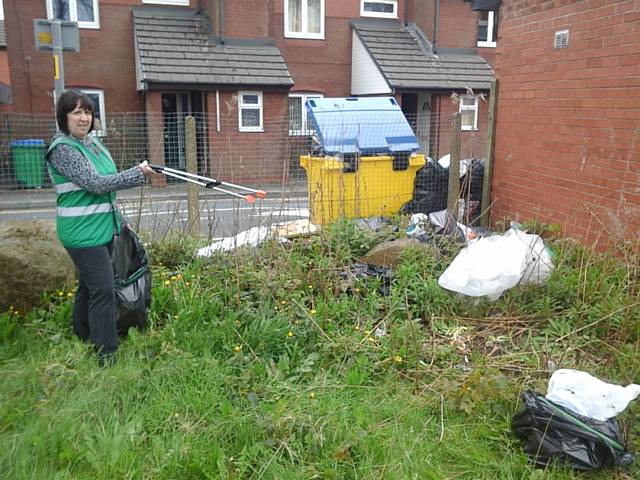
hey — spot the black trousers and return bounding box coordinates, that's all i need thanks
[65,241,118,356]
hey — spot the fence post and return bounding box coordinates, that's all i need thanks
[447,112,461,218]
[185,115,200,237]
[480,79,499,228]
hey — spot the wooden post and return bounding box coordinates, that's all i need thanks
[480,79,498,228]
[185,116,200,237]
[447,112,461,219]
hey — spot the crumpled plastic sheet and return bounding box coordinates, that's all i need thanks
[546,369,640,421]
[438,227,554,300]
[512,390,635,470]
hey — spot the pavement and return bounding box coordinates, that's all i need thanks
[0,180,308,211]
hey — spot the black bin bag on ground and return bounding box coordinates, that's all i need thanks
[112,224,152,335]
[511,390,635,471]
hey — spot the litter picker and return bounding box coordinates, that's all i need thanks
[150,164,267,204]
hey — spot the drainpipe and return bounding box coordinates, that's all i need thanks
[433,0,439,54]
[403,0,408,26]
[219,0,225,44]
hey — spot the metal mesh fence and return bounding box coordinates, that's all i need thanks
[0,110,488,238]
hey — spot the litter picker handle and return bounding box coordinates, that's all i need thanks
[154,168,256,203]
[150,164,266,197]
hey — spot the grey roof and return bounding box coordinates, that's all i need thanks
[351,19,494,91]
[0,21,6,47]
[132,7,292,88]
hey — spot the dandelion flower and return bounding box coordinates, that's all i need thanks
[355,287,360,292]
[308,285,313,289]
[171,276,178,281]
[394,355,403,364]
[281,300,287,305]
[185,281,190,286]
[58,291,64,297]
[9,305,14,311]
[310,309,316,315]
[287,331,294,338]
[67,292,73,298]
[309,392,316,399]
[354,325,360,331]
[164,280,171,286]
[234,345,242,352]
[176,274,183,279]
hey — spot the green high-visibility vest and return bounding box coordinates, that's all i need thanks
[46,136,121,248]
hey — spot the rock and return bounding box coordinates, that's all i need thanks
[360,238,430,268]
[0,220,75,312]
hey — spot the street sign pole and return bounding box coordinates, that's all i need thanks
[33,19,79,102]
[50,20,65,101]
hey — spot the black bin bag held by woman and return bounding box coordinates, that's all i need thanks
[111,223,152,334]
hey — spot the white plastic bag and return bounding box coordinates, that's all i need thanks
[546,369,640,421]
[438,227,553,300]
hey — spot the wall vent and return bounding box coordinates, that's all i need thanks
[554,30,569,49]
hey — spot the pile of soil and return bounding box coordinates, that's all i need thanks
[0,220,75,312]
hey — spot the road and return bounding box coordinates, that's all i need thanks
[0,194,310,241]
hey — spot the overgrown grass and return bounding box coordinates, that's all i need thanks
[1,219,639,479]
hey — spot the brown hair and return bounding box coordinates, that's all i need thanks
[56,89,95,134]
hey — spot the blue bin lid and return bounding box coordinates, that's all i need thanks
[10,139,46,147]
[305,97,420,155]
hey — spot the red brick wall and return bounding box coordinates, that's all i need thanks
[5,1,146,114]
[206,90,289,184]
[492,0,640,247]
[437,0,478,48]
[224,0,271,39]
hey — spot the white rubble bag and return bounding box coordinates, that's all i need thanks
[438,227,553,300]
[546,369,640,421]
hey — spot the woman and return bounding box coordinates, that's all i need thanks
[46,89,155,365]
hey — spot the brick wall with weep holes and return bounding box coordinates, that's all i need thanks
[491,0,640,248]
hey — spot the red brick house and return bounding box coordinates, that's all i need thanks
[490,0,639,248]
[4,0,497,181]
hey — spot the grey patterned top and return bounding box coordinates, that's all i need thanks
[47,134,144,195]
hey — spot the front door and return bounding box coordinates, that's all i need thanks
[416,93,431,156]
[162,92,191,171]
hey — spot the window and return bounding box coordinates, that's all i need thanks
[459,95,478,131]
[361,0,397,18]
[0,0,4,21]
[288,93,323,135]
[285,0,324,39]
[238,91,263,132]
[46,0,100,29]
[477,10,498,47]
[142,0,189,5]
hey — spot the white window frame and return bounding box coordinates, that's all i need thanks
[360,0,398,19]
[46,0,100,29]
[284,0,325,40]
[238,91,263,133]
[459,95,478,131]
[477,10,497,48]
[142,0,190,5]
[288,93,323,136]
[82,89,106,137]
[0,0,4,21]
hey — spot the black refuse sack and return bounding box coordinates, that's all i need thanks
[112,224,152,335]
[511,390,634,471]
[401,159,449,215]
